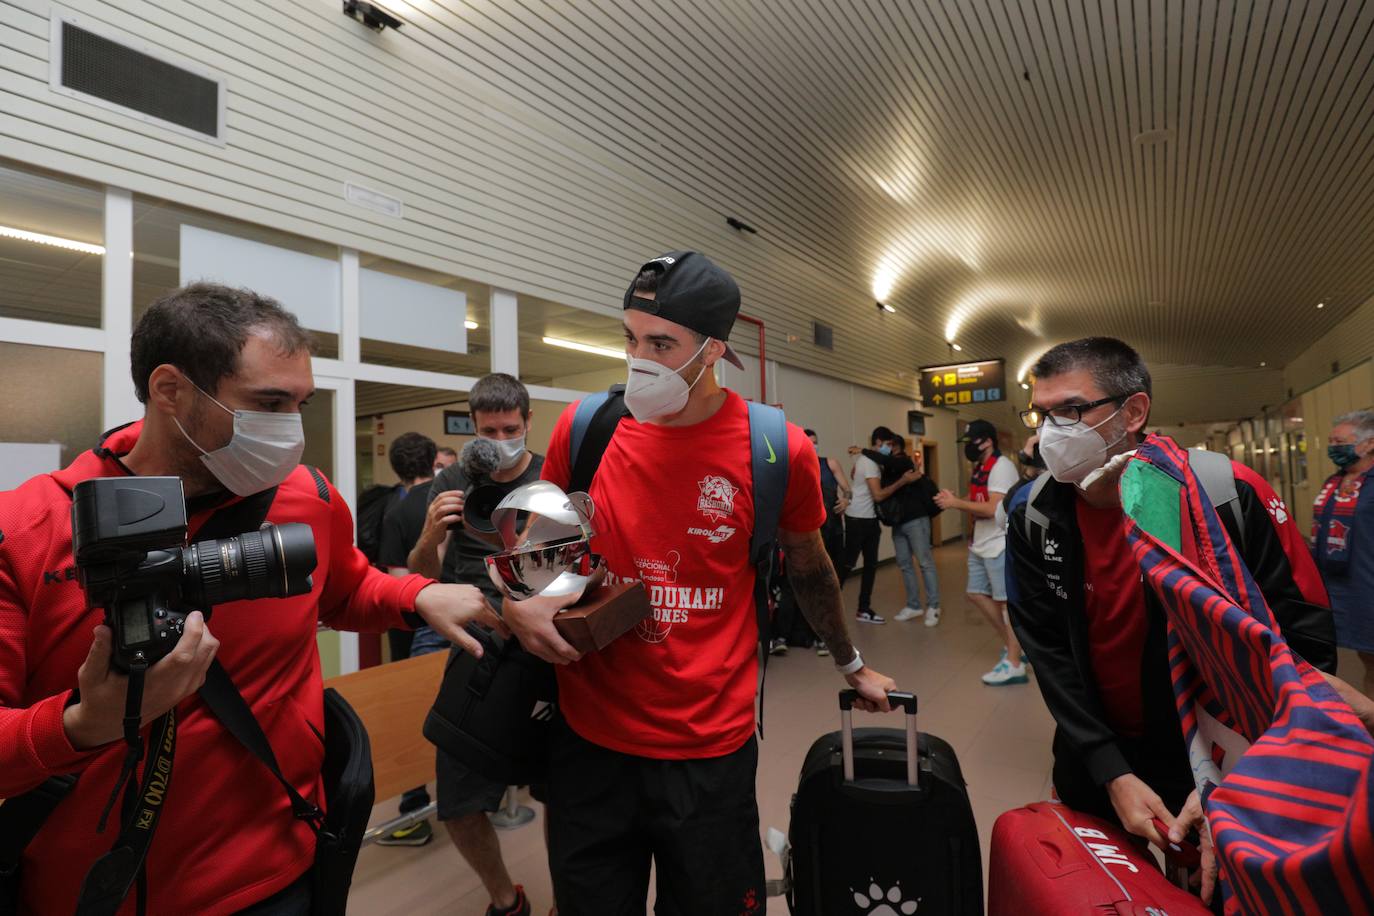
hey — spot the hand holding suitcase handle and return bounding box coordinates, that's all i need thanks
[838,690,918,786]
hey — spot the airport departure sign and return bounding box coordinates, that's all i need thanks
[919,358,1006,407]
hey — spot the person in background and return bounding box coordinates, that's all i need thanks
[783,429,850,656]
[434,445,458,474]
[1312,409,1374,698]
[374,431,440,846]
[999,434,1044,609]
[935,419,1026,685]
[406,373,544,916]
[840,425,919,624]
[858,433,942,627]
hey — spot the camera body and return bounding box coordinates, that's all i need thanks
[72,477,318,671]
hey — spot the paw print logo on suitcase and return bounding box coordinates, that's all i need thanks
[853,881,919,915]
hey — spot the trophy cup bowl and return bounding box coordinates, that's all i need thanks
[484,481,651,653]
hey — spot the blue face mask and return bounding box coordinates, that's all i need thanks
[878,444,893,456]
[1329,443,1361,469]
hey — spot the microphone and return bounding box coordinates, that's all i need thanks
[459,437,500,481]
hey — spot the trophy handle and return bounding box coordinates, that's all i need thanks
[568,491,596,527]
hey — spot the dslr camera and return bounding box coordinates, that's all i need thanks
[71,477,318,672]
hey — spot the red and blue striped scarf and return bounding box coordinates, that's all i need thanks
[1311,471,1366,575]
[1121,435,1374,914]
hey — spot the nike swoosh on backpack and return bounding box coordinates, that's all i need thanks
[764,433,777,464]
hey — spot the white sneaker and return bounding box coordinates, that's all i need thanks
[923,607,941,627]
[981,659,1029,686]
[894,606,925,622]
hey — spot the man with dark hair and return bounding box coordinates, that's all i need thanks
[839,425,905,624]
[503,251,896,914]
[375,431,440,847]
[0,283,499,914]
[936,419,1026,685]
[434,445,458,473]
[1007,336,1335,889]
[406,372,543,916]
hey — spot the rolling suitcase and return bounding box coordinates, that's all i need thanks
[785,690,982,915]
[988,801,1210,916]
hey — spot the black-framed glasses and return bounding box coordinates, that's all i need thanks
[1019,395,1125,430]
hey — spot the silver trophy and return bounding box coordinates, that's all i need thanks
[484,480,606,601]
[483,480,651,653]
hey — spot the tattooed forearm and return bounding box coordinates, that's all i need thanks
[779,528,857,666]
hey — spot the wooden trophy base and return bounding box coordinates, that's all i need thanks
[553,581,653,653]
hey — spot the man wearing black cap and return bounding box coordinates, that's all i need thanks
[935,419,1027,686]
[503,251,897,915]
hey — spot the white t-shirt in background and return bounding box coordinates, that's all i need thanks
[970,455,1018,558]
[846,454,880,519]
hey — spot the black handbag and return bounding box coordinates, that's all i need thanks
[312,688,375,915]
[423,627,557,786]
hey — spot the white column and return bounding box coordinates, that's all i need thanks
[102,187,140,429]
[491,288,519,376]
[330,375,360,674]
[339,248,361,365]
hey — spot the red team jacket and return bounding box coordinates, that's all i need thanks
[0,422,431,914]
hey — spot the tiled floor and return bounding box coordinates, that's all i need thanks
[348,543,1057,914]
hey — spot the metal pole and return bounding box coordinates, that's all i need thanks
[488,785,536,829]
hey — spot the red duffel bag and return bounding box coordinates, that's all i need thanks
[988,801,1210,916]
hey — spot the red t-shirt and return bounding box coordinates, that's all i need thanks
[541,390,825,759]
[1074,498,1149,738]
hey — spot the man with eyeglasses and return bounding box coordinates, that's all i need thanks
[1005,337,1335,904]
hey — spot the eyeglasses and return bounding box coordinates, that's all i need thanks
[1019,395,1126,430]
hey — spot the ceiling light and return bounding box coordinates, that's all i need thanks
[1260,361,1267,367]
[950,342,963,352]
[877,301,896,313]
[1317,302,1325,309]
[542,336,625,360]
[465,320,478,330]
[0,225,104,256]
[1020,382,1030,390]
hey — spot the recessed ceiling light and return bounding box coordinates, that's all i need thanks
[877,301,896,313]
[542,336,625,360]
[951,343,963,351]
[1317,302,1325,309]
[1020,382,1030,390]
[1260,361,1267,367]
[465,320,478,330]
[0,224,104,256]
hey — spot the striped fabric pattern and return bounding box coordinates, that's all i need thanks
[1122,435,1374,914]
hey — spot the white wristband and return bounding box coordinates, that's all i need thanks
[835,649,865,676]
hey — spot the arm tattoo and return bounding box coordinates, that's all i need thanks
[781,530,857,666]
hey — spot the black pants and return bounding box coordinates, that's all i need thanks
[234,870,312,915]
[546,718,766,915]
[839,516,881,613]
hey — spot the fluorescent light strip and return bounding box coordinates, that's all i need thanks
[542,336,625,360]
[0,224,105,256]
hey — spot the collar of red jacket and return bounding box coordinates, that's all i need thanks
[49,420,143,493]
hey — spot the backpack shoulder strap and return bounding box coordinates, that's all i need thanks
[1022,473,1053,550]
[1189,448,1246,552]
[746,401,789,566]
[745,401,789,739]
[568,386,628,494]
[305,466,330,503]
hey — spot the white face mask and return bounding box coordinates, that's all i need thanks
[1037,406,1127,487]
[488,434,527,471]
[623,337,711,423]
[175,382,305,496]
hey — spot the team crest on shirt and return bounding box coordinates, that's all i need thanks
[696,475,739,521]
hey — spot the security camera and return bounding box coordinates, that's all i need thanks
[343,0,402,31]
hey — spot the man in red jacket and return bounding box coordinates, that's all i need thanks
[0,283,500,915]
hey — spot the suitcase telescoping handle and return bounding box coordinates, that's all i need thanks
[838,689,918,786]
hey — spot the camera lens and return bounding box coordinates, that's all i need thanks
[183,522,317,608]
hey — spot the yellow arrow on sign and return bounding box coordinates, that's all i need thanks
[932,394,943,405]
[931,375,942,387]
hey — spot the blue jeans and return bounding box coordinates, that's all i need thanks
[892,516,940,609]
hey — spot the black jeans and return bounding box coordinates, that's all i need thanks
[546,718,765,915]
[840,516,882,613]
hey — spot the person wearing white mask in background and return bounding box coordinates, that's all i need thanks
[501,251,898,914]
[1005,337,1336,906]
[406,372,543,916]
[0,283,498,915]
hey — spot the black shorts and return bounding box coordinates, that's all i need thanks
[435,747,508,821]
[545,717,765,916]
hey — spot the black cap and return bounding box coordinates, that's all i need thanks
[959,419,999,442]
[623,251,744,369]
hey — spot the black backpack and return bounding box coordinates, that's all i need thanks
[355,483,402,565]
